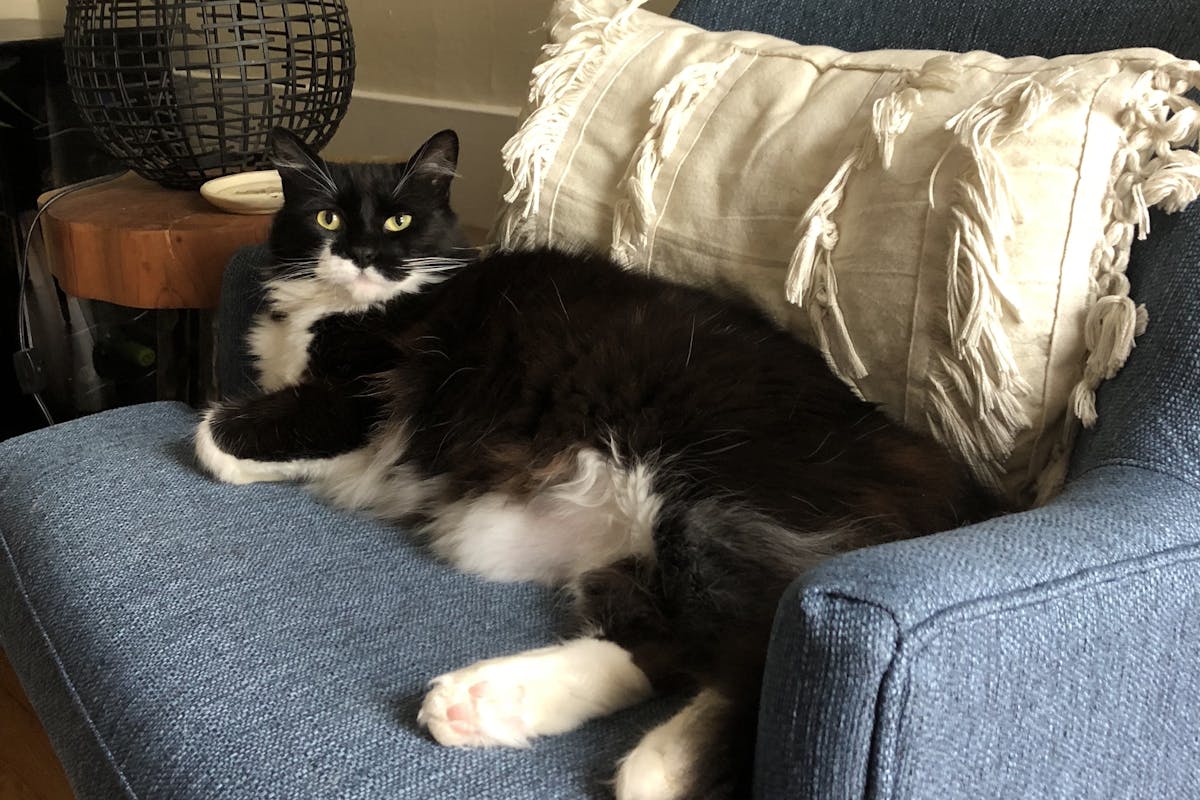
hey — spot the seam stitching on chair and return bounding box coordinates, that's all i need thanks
[1075,457,1200,492]
[800,589,904,800]
[802,491,1200,800]
[827,547,1200,800]
[905,539,1200,643]
[0,525,142,800]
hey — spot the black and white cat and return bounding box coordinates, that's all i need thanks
[195,128,1002,800]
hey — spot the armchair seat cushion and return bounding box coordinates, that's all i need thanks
[0,402,676,799]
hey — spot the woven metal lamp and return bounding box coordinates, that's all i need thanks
[63,0,355,189]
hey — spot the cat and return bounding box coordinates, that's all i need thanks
[195,127,1003,800]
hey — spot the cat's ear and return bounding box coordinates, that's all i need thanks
[402,129,459,193]
[268,127,334,195]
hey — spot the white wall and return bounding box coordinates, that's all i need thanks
[0,0,64,23]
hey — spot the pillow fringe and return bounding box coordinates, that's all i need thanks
[924,72,1082,488]
[784,153,869,385]
[1072,61,1200,424]
[784,56,963,387]
[611,52,741,267]
[1036,59,1200,503]
[493,0,648,249]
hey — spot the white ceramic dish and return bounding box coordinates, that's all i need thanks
[200,170,284,214]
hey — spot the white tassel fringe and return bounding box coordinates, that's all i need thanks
[611,52,741,267]
[785,55,962,386]
[493,0,649,248]
[1066,60,1200,428]
[922,71,1088,488]
[1034,59,1200,503]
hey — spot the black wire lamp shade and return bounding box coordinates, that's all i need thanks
[63,0,355,189]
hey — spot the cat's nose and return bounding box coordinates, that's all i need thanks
[350,246,375,266]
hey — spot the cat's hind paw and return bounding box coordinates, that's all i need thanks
[613,688,738,800]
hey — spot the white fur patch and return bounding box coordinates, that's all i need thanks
[614,688,732,800]
[307,425,441,519]
[419,638,653,748]
[194,408,338,484]
[194,408,441,523]
[426,447,663,584]
[249,244,442,391]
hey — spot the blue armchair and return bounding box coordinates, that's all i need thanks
[2,1,1197,798]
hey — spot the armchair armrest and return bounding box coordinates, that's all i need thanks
[754,182,1200,796]
[757,463,1200,800]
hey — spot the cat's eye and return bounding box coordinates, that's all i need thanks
[384,213,413,233]
[316,210,341,231]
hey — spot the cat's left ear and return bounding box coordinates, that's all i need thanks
[268,127,334,195]
[403,129,459,194]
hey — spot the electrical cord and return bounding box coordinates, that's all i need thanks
[15,171,125,426]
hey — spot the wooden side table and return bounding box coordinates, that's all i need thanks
[38,172,274,404]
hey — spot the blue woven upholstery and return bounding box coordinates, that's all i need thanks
[2,2,1198,798]
[0,402,678,797]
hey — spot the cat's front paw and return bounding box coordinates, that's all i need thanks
[418,665,534,748]
[418,640,653,749]
[194,407,272,485]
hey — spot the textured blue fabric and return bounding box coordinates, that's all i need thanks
[1071,208,1200,482]
[0,403,677,799]
[758,465,1200,800]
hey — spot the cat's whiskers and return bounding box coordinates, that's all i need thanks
[274,257,322,278]
[402,256,474,269]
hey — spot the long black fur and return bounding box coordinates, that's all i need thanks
[205,130,1004,799]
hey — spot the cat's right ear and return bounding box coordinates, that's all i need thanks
[268,127,333,195]
[403,129,459,193]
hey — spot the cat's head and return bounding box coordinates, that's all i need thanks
[266,127,471,306]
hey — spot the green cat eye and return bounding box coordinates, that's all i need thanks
[316,210,341,231]
[384,213,413,232]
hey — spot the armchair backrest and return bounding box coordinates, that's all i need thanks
[671,0,1199,59]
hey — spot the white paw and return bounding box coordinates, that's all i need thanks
[613,724,694,800]
[613,689,730,800]
[418,665,534,748]
[194,408,294,484]
[418,639,653,749]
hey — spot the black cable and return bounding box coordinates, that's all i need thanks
[15,171,125,426]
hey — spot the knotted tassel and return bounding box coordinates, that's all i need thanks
[611,52,741,267]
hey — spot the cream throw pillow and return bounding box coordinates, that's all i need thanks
[490,0,1200,505]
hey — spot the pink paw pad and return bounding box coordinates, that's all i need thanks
[419,673,530,747]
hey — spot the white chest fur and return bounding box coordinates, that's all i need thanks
[248,276,374,392]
